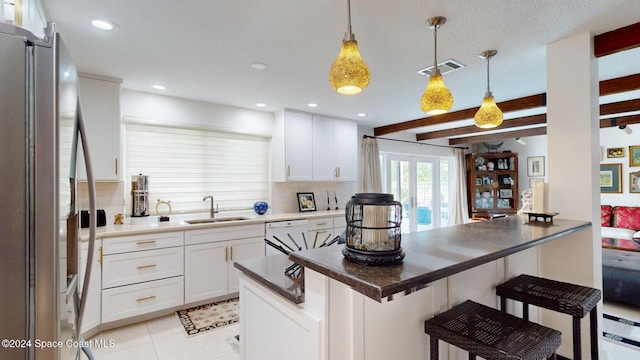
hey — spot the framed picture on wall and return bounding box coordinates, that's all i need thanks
[630,145,640,167]
[297,192,317,212]
[527,156,545,177]
[600,164,622,193]
[631,171,640,193]
[606,147,624,158]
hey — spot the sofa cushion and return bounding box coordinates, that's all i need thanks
[602,227,635,240]
[613,206,640,231]
[601,205,613,227]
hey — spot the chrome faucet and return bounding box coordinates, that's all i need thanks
[203,195,218,218]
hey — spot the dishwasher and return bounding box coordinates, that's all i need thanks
[265,219,308,256]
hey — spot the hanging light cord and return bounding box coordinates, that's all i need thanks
[485,56,492,96]
[345,0,354,40]
[432,20,439,75]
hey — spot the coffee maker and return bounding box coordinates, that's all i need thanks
[131,174,149,217]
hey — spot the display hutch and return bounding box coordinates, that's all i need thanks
[466,152,519,218]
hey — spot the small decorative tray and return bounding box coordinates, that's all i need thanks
[523,212,559,223]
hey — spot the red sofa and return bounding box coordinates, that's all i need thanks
[601,205,640,307]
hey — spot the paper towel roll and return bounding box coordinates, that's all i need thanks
[533,182,549,213]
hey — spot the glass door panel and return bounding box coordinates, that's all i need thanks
[416,161,433,232]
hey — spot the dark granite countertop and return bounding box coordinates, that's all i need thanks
[234,216,591,304]
[234,253,305,304]
[289,216,591,302]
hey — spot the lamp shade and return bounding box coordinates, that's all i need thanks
[329,39,370,95]
[420,73,453,115]
[474,94,503,128]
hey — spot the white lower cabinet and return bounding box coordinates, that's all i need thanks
[101,276,184,323]
[184,241,229,302]
[100,232,185,324]
[184,224,265,304]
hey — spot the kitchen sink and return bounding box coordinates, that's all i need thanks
[184,216,252,224]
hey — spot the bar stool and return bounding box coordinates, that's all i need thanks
[496,274,601,360]
[424,300,561,359]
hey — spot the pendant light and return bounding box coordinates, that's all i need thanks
[329,0,370,95]
[420,16,453,115]
[474,50,503,128]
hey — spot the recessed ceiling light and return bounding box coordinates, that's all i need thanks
[251,62,267,70]
[357,113,367,117]
[91,19,119,31]
[152,84,166,90]
[256,103,266,108]
[308,103,318,108]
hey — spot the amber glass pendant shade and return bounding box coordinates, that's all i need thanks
[420,73,453,115]
[474,94,503,128]
[329,39,370,95]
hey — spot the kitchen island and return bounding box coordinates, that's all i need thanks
[235,216,594,360]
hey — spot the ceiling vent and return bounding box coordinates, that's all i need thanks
[417,58,466,76]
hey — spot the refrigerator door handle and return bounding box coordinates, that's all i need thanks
[75,97,96,340]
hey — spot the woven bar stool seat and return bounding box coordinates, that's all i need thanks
[424,300,561,360]
[496,274,601,359]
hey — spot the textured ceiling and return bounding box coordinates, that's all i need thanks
[41,0,640,137]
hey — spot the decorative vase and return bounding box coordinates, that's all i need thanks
[253,201,268,215]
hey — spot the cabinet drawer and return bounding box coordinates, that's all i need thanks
[102,247,184,289]
[101,276,184,323]
[185,223,264,245]
[333,216,346,228]
[103,232,184,255]
[308,217,333,231]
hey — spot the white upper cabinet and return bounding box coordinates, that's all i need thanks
[77,75,122,181]
[272,109,357,182]
[332,119,358,181]
[272,110,313,181]
[312,116,335,181]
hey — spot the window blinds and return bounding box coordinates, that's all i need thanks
[124,122,270,215]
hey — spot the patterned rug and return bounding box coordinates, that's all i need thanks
[603,313,640,350]
[176,298,239,336]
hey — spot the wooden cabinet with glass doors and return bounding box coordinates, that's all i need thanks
[466,153,518,218]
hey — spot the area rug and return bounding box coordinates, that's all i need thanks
[603,313,640,349]
[176,298,239,336]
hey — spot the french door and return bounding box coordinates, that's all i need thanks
[382,154,450,233]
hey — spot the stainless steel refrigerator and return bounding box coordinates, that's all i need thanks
[0,22,98,359]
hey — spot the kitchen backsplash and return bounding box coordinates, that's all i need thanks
[78,180,359,223]
[271,181,358,213]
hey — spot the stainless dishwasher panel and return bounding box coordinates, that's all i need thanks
[265,219,308,256]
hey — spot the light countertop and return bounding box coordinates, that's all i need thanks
[80,209,345,240]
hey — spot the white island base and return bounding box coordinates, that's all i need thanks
[238,221,598,359]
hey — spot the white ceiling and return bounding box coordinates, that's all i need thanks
[41,0,640,137]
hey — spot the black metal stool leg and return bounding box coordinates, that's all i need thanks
[572,316,582,360]
[590,308,599,360]
[430,336,438,360]
[522,302,529,320]
[500,295,506,312]
[468,353,476,360]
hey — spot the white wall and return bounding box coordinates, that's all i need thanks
[103,90,360,215]
[600,123,640,206]
[121,90,274,136]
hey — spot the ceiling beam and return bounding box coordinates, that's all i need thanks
[600,98,640,115]
[600,113,640,128]
[417,114,546,141]
[374,72,640,137]
[373,94,545,136]
[594,22,640,57]
[448,127,547,146]
[599,73,640,96]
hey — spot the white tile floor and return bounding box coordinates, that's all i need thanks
[83,302,639,360]
[84,314,239,360]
